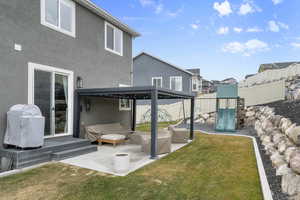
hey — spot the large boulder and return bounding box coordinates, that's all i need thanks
[290,151,300,174]
[272,132,285,146]
[281,172,300,196]
[280,118,292,133]
[285,147,298,163]
[245,111,255,117]
[271,152,286,168]
[278,140,288,154]
[276,164,292,176]
[272,115,283,127]
[286,126,300,145]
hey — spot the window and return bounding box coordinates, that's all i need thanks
[152,77,163,88]
[192,77,199,92]
[170,76,182,91]
[105,22,123,56]
[41,0,76,37]
[119,84,131,111]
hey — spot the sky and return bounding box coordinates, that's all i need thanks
[91,0,300,81]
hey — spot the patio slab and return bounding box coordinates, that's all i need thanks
[60,142,190,176]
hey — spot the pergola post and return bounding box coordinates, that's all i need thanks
[190,97,195,140]
[73,91,81,138]
[150,88,158,159]
[132,99,136,131]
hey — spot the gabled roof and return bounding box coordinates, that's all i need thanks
[74,0,140,37]
[134,52,194,76]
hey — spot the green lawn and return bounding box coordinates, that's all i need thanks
[0,133,262,200]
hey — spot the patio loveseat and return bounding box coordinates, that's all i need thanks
[168,125,190,143]
[85,123,134,142]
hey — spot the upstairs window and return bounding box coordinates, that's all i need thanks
[105,22,123,56]
[192,77,199,92]
[152,77,163,88]
[170,76,182,91]
[41,0,76,37]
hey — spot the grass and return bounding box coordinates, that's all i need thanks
[0,133,263,200]
[136,121,179,132]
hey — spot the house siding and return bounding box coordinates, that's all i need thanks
[133,53,192,104]
[0,0,133,147]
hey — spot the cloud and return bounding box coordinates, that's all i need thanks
[268,20,289,32]
[233,27,243,33]
[217,27,229,35]
[167,7,184,17]
[238,1,262,15]
[272,0,283,5]
[246,27,263,32]
[291,43,300,48]
[222,39,269,56]
[238,3,254,15]
[139,0,164,15]
[213,0,232,17]
[191,24,200,30]
[139,0,154,7]
[155,3,163,14]
[190,20,201,30]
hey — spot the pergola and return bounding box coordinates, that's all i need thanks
[73,86,195,159]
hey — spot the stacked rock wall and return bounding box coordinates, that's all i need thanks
[245,106,300,199]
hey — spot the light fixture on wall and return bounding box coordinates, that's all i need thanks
[77,76,83,88]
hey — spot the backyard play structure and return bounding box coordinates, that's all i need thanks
[215,84,244,132]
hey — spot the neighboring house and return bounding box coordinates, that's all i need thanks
[201,79,213,94]
[187,68,202,95]
[221,77,237,85]
[259,62,300,72]
[133,52,198,104]
[0,0,140,148]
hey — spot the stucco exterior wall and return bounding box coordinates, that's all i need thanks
[0,0,133,146]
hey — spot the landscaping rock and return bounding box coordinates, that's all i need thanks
[290,151,300,174]
[285,147,298,163]
[281,172,300,196]
[271,152,286,168]
[287,126,300,145]
[276,164,292,176]
[278,140,288,154]
[281,118,292,133]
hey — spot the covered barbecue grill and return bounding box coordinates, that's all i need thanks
[4,105,45,148]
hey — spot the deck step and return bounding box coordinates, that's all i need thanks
[16,153,52,169]
[52,145,97,161]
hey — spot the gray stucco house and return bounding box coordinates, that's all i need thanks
[0,0,140,167]
[133,52,201,104]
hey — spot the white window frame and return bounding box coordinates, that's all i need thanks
[119,84,131,111]
[170,76,183,91]
[41,0,76,38]
[28,62,74,138]
[105,21,123,56]
[152,77,163,88]
[192,77,199,92]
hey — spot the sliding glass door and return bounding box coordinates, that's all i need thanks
[29,63,73,137]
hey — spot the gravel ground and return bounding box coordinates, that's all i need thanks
[263,100,300,125]
[178,122,289,200]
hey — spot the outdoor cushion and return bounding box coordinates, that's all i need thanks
[85,123,133,142]
[101,134,126,141]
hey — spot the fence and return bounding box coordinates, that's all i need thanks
[239,63,300,87]
[136,80,286,123]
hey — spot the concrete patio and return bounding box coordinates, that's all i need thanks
[60,142,190,176]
